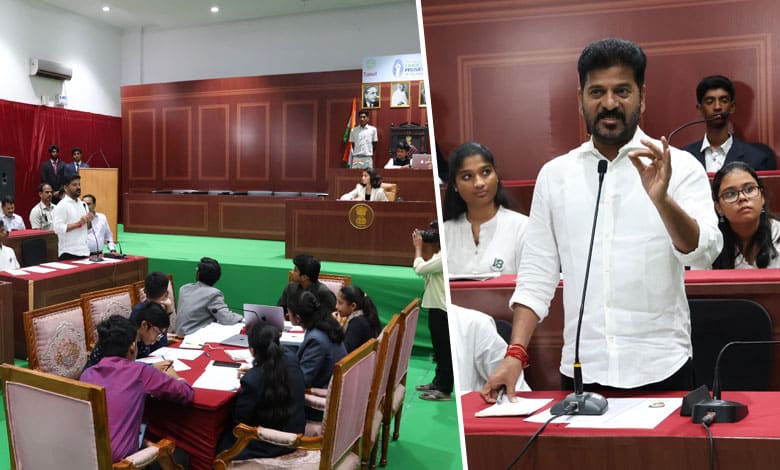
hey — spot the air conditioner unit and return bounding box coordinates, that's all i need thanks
[29,58,72,80]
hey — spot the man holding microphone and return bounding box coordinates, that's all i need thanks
[52,174,93,260]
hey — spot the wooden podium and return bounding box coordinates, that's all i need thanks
[79,168,119,242]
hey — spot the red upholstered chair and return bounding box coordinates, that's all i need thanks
[379,298,420,466]
[23,299,89,379]
[0,364,182,470]
[287,271,352,297]
[81,285,136,349]
[213,338,379,470]
[362,314,401,470]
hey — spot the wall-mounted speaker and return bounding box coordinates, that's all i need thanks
[0,156,15,201]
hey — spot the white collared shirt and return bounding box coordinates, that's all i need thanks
[0,213,25,232]
[349,124,378,156]
[52,196,89,257]
[87,212,115,253]
[413,252,446,310]
[0,245,19,271]
[701,133,733,173]
[29,201,55,230]
[509,128,722,388]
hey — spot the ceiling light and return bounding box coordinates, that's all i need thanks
[210,6,219,13]
[102,5,110,12]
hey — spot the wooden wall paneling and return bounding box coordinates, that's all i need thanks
[281,101,318,183]
[127,109,156,182]
[162,107,192,181]
[328,168,437,202]
[198,104,230,182]
[124,196,209,234]
[217,199,286,239]
[236,102,271,185]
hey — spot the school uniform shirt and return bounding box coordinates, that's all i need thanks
[733,218,780,269]
[0,245,19,270]
[444,206,528,276]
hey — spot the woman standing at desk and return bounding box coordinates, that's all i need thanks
[339,168,389,201]
[218,322,305,460]
[442,142,529,276]
[711,161,780,268]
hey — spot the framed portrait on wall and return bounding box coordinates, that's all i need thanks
[419,81,427,107]
[390,81,410,108]
[362,83,381,109]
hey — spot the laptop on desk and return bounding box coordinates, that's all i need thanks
[410,153,432,169]
[220,305,286,347]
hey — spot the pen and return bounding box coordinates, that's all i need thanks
[162,356,172,372]
[497,385,507,405]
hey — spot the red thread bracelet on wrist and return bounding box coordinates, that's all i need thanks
[505,343,530,368]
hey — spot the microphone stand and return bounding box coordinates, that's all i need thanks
[667,112,729,144]
[550,159,609,416]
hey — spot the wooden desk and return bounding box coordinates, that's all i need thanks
[5,229,58,265]
[450,269,780,390]
[0,282,13,364]
[462,390,780,470]
[0,256,148,358]
[285,199,437,266]
[327,168,437,202]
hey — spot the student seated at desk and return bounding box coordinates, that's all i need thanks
[710,162,780,269]
[218,321,306,460]
[84,302,171,369]
[384,141,415,168]
[334,285,382,353]
[80,315,193,465]
[0,220,20,270]
[339,168,389,201]
[177,257,242,335]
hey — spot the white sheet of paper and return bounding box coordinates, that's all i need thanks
[448,272,502,281]
[23,266,56,274]
[96,256,122,263]
[1,269,29,276]
[135,357,191,372]
[192,361,241,391]
[524,397,681,429]
[41,262,77,269]
[184,322,244,346]
[225,349,253,363]
[281,331,305,344]
[71,260,93,265]
[475,398,553,417]
[147,347,203,361]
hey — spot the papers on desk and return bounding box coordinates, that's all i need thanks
[41,262,77,270]
[179,322,244,349]
[475,398,552,418]
[524,397,681,429]
[148,347,203,361]
[192,360,241,391]
[135,356,191,372]
[225,349,254,363]
[448,272,502,281]
[1,268,29,276]
[22,265,55,274]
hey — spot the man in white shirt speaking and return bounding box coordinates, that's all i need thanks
[482,38,723,402]
[52,174,93,260]
[82,194,116,256]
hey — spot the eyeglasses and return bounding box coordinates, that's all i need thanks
[719,184,762,204]
[152,326,167,342]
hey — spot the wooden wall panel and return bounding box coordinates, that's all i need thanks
[282,101,318,182]
[162,107,192,180]
[128,109,156,181]
[198,105,229,181]
[422,0,780,180]
[236,102,271,182]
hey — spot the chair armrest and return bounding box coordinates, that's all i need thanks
[305,393,327,411]
[306,387,328,397]
[214,424,323,469]
[114,438,182,470]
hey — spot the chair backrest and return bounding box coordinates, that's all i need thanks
[388,299,420,394]
[381,182,398,201]
[689,298,773,391]
[0,363,113,469]
[23,299,88,379]
[81,285,136,349]
[363,315,401,454]
[287,271,352,296]
[20,237,48,267]
[321,338,378,469]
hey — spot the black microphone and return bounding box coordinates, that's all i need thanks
[667,112,729,144]
[691,339,780,424]
[550,159,609,416]
[105,240,127,259]
[82,202,103,263]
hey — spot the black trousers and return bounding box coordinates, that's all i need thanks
[560,358,694,393]
[428,308,453,394]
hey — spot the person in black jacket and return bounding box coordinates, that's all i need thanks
[335,285,382,353]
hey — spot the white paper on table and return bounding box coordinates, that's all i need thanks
[96,256,122,263]
[2,269,29,276]
[475,398,553,417]
[448,272,502,281]
[225,349,253,363]
[281,331,305,345]
[71,260,93,265]
[23,266,55,274]
[135,356,191,372]
[148,347,203,361]
[192,361,241,391]
[525,397,681,429]
[41,262,78,270]
[183,322,244,346]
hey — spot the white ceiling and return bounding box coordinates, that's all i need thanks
[38,0,409,31]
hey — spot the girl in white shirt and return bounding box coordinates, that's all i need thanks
[711,161,780,269]
[442,142,528,276]
[339,168,388,202]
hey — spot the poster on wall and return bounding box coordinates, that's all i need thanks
[362,53,424,84]
[390,82,410,108]
[362,83,381,108]
[419,81,427,107]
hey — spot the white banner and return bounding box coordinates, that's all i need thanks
[362,53,424,83]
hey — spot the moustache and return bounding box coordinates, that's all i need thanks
[597,111,626,123]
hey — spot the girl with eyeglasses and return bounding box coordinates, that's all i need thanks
[711,161,780,268]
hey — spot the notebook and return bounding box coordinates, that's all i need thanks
[220,305,286,347]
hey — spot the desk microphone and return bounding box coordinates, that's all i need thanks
[691,339,780,423]
[105,240,127,259]
[550,159,609,416]
[667,112,729,144]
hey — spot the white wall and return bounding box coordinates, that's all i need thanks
[0,0,123,116]
[121,1,420,85]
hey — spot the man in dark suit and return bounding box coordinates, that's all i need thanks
[63,147,90,180]
[682,75,777,172]
[40,144,66,203]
